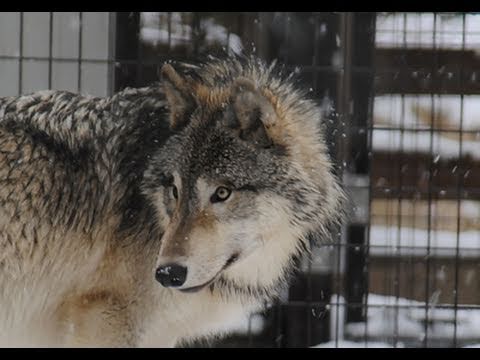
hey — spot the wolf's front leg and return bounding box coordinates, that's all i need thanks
[57,291,139,347]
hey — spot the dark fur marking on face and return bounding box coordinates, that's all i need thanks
[116,106,172,235]
[159,173,174,187]
[225,253,239,267]
[268,143,288,157]
[236,184,258,193]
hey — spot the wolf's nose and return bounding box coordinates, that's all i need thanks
[155,264,187,288]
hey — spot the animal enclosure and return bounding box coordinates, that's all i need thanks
[0,12,479,348]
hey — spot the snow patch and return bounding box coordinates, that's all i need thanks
[140,12,243,54]
[373,95,480,159]
[376,13,480,51]
[374,95,480,131]
[312,340,394,348]
[228,313,265,335]
[369,225,480,257]
[326,293,480,346]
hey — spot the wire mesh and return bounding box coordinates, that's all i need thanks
[0,12,114,97]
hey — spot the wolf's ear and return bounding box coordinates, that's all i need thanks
[228,77,280,149]
[161,64,195,131]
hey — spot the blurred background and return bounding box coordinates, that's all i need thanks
[1,12,479,348]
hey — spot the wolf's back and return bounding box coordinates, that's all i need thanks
[0,87,168,272]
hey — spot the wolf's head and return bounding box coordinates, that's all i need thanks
[142,57,345,299]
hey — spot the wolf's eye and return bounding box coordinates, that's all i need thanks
[172,185,178,200]
[211,186,232,203]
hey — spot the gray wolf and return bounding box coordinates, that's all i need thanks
[0,56,345,347]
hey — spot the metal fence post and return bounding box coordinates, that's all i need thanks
[339,12,376,327]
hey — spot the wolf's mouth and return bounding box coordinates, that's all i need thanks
[178,253,239,294]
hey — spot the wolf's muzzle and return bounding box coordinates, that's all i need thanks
[155,263,188,288]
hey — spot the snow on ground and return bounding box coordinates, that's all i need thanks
[374,95,480,131]
[372,95,480,159]
[140,12,243,54]
[230,292,479,347]
[228,313,265,335]
[312,340,394,348]
[314,340,480,348]
[459,200,480,219]
[373,128,480,159]
[376,13,480,50]
[346,294,480,342]
[369,225,480,257]
[326,294,480,347]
